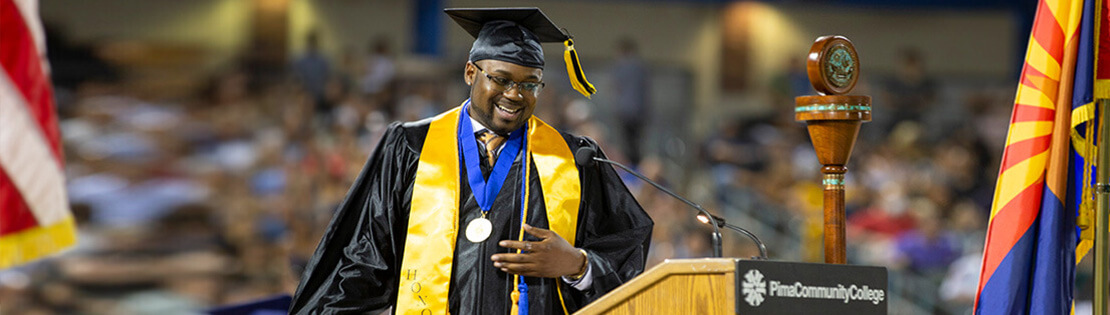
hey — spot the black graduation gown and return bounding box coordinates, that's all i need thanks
[290,118,654,315]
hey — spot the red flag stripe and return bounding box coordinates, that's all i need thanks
[0,0,62,165]
[1031,0,1067,63]
[0,63,70,229]
[999,135,1053,171]
[0,168,39,234]
[1020,63,1061,100]
[1009,104,1056,123]
[978,180,1045,296]
[1099,0,1110,81]
[0,0,77,269]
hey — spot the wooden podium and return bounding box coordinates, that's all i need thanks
[575,258,888,315]
[574,259,738,315]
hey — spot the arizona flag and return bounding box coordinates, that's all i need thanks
[975,0,1105,313]
[0,0,77,268]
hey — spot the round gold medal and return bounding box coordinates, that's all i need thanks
[465,217,493,243]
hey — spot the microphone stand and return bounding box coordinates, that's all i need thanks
[593,156,723,258]
[697,214,768,260]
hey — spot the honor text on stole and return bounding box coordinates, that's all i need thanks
[402,268,433,314]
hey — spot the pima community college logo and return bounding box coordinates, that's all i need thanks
[742,269,768,307]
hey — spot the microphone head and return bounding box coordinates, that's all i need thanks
[574,146,598,167]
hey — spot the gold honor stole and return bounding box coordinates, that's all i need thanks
[395,106,582,314]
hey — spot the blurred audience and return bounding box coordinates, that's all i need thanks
[610,37,650,165]
[877,48,938,136]
[291,31,332,120]
[0,28,1017,314]
[358,37,397,108]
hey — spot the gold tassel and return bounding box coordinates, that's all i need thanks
[510,291,520,315]
[1076,100,1101,263]
[564,39,596,99]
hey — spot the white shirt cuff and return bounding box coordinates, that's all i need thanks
[561,252,593,290]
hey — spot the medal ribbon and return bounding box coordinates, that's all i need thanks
[459,101,523,214]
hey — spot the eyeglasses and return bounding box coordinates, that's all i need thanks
[472,63,545,95]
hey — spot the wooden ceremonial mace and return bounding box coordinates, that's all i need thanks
[795,36,870,264]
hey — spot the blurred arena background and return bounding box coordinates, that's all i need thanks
[1,0,1074,314]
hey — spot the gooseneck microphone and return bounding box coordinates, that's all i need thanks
[574,147,723,258]
[696,213,768,260]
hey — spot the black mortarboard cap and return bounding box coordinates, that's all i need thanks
[445,7,597,98]
[445,7,567,68]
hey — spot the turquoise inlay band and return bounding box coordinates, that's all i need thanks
[795,104,872,112]
[822,178,844,186]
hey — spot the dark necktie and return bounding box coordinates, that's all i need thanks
[477,130,506,167]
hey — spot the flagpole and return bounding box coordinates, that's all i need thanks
[1097,98,1109,315]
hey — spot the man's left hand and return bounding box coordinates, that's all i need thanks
[491,224,586,278]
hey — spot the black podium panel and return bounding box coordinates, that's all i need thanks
[734,260,887,315]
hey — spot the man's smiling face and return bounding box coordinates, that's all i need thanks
[465,59,543,135]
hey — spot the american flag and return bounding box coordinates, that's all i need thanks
[0,0,76,269]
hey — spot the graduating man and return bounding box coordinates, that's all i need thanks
[290,7,654,315]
